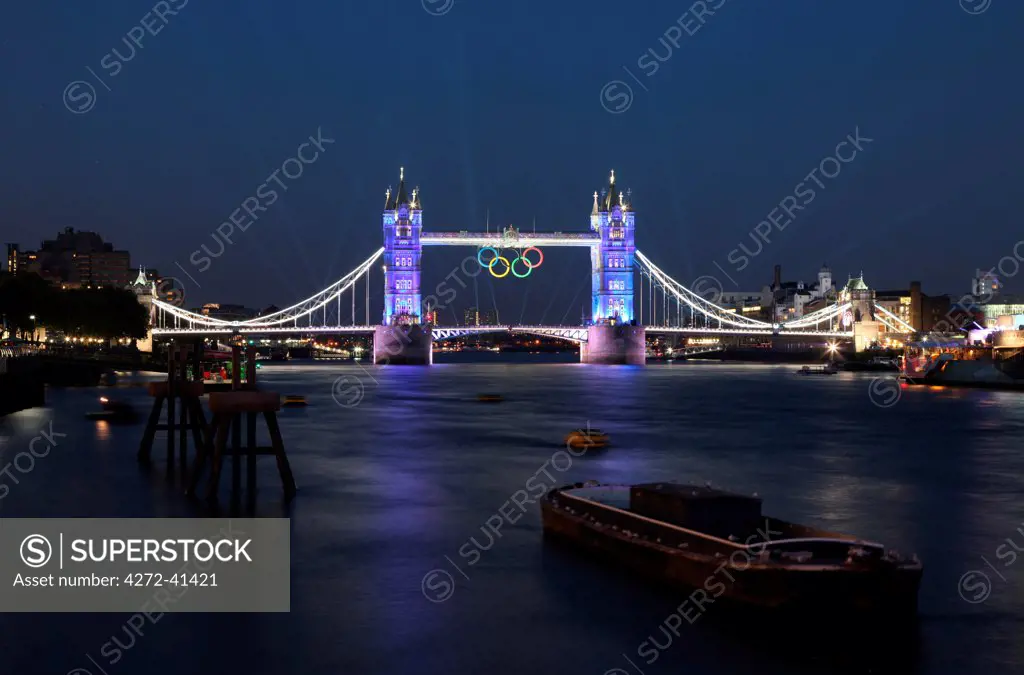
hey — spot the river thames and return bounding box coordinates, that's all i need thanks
[2,357,1023,674]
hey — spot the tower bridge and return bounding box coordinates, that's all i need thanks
[151,169,912,364]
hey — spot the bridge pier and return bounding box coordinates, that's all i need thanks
[374,324,433,365]
[581,324,646,365]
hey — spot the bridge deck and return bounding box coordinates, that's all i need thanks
[151,325,853,339]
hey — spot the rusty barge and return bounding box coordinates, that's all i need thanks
[541,482,922,616]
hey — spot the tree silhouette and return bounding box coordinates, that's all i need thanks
[0,272,148,341]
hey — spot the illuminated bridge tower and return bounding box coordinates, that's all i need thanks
[382,168,423,325]
[375,167,432,364]
[581,170,646,365]
[590,170,636,323]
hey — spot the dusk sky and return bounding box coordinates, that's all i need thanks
[2,0,1021,322]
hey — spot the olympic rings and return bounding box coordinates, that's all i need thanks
[477,247,499,267]
[477,245,544,279]
[490,255,511,278]
[521,246,544,269]
[511,256,531,278]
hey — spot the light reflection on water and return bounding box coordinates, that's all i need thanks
[94,419,111,442]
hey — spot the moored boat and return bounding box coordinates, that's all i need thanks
[796,363,838,375]
[902,330,1024,389]
[541,482,921,617]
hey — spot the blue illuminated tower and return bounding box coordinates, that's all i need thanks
[590,170,636,324]
[382,168,423,325]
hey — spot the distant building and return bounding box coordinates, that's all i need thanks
[972,269,999,299]
[980,297,1024,328]
[7,244,48,280]
[716,290,771,323]
[874,282,950,332]
[767,264,834,321]
[7,228,131,287]
[199,303,258,321]
[5,243,19,274]
[464,307,479,326]
[479,308,498,325]
[127,266,155,352]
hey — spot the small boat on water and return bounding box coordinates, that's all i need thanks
[541,482,922,617]
[85,396,138,423]
[282,395,307,407]
[796,363,838,375]
[565,428,609,451]
[477,393,503,403]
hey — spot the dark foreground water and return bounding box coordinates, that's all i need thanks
[2,356,1024,674]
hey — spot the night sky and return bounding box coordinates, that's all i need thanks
[1,0,1021,322]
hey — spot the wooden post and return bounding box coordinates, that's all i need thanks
[206,420,231,502]
[197,391,294,504]
[231,345,241,391]
[246,411,257,510]
[230,343,241,504]
[191,338,203,382]
[245,346,256,390]
[138,392,164,464]
[178,344,189,473]
[264,411,297,502]
[166,343,177,473]
[231,419,242,511]
[243,344,258,508]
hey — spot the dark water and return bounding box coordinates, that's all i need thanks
[3,357,1024,674]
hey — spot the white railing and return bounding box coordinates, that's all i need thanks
[152,248,383,330]
[634,250,774,329]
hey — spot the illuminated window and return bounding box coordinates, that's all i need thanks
[610,227,624,239]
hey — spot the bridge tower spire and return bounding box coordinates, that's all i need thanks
[382,167,423,325]
[591,169,636,324]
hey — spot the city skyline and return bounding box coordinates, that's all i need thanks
[4,219,1011,324]
[2,1,1021,317]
